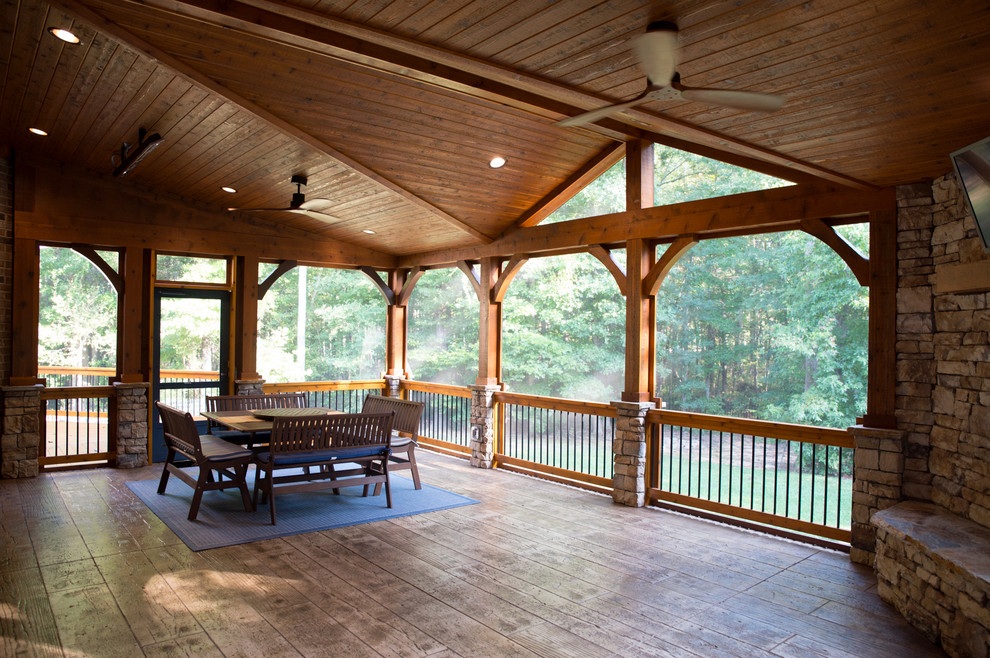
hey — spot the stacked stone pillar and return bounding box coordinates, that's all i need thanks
[114,382,149,468]
[235,379,265,395]
[610,400,653,507]
[384,375,404,398]
[1,385,42,478]
[849,425,906,565]
[469,384,500,468]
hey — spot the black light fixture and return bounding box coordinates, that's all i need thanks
[112,128,163,177]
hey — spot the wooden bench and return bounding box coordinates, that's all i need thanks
[155,402,254,521]
[873,501,990,656]
[252,411,395,525]
[361,394,425,490]
[204,392,307,444]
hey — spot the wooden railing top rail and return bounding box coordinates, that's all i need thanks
[400,380,472,398]
[39,366,220,378]
[495,391,617,417]
[648,408,852,448]
[41,386,115,400]
[264,380,386,393]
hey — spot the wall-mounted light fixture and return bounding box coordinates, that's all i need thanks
[112,128,164,177]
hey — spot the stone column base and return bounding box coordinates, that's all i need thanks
[849,424,906,565]
[235,379,265,395]
[114,382,150,468]
[1,385,43,478]
[469,384,500,468]
[384,375,405,398]
[610,400,654,507]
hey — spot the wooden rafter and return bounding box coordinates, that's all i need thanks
[51,0,493,245]
[123,0,866,190]
[513,145,625,230]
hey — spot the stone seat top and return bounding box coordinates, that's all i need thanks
[873,500,990,584]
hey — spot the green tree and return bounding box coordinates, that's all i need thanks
[407,268,478,385]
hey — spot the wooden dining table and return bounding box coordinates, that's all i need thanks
[202,407,339,445]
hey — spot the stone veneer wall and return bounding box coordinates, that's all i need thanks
[896,173,990,528]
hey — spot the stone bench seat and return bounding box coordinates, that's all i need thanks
[872,500,990,657]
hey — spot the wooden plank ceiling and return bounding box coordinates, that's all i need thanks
[1,0,989,259]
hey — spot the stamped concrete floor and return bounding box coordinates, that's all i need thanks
[0,450,945,657]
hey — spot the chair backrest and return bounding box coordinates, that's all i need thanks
[156,401,204,461]
[206,392,307,413]
[269,412,394,454]
[205,393,307,432]
[361,395,424,438]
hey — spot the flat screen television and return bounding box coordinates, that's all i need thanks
[951,135,990,253]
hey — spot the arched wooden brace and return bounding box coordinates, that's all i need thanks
[457,260,483,301]
[258,260,297,300]
[491,254,529,303]
[588,245,626,292]
[800,218,869,286]
[360,266,426,378]
[643,235,699,296]
[71,245,122,294]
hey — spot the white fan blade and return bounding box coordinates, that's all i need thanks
[287,208,341,223]
[633,23,678,86]
[298,199,337,213]
[679,87,784,112]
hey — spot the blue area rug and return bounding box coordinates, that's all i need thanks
[127,468,478,551]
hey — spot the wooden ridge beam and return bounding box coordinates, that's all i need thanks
[132,0,865,189]
[401,185,895,268]
[51,0,492,244]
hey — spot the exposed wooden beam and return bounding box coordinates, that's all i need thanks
[51,0,493,244]
[395,267,427,306]
[138,0,867,190]
[800,218,869,286]
[401,185,895,268]
[456,260,483,302]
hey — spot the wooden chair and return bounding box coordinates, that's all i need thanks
[205,392,307,444]
[253,412,394,525]
[361,394,425,490]
[155,402,255,521]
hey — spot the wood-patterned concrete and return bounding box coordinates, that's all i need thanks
[0,451,945,657]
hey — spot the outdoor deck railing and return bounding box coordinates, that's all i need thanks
[37,369,854,542]
[399,381,472,454]
[264,379,386,411]
[494,391,615,493]
[646,409,853,542]
[39,386,116,468]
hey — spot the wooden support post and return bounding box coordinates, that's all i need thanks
[622,140,655,402]
[116,246,149,383]
[477,257,502,386]
[862,206,897,428]
[234,255,261,382]
[10,238,41,386]
[385,269,409,377]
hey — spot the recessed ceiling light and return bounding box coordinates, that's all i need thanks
[221,186,237,193]
[489,156,506,168]
[48,28,81,44]
[362,229,376,235]
[28,127,48,136]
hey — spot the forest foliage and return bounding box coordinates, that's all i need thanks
[37,145,868,429]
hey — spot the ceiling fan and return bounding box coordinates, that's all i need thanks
[227,174,341,222]
[556,21,785,127]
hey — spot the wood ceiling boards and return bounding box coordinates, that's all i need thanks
[2,0,989,260]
